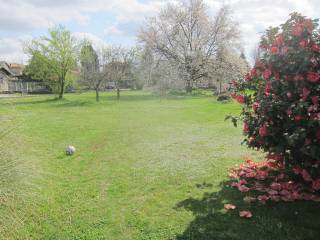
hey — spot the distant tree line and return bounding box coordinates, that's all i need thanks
[23,0,249,101]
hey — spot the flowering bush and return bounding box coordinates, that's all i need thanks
[230,13,320,195]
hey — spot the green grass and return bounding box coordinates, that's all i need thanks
[0,91,319,240]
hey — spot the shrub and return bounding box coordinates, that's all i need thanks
[231,13,320,190]
[217,94,231,102]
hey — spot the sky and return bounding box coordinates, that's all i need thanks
[0,0,319,64]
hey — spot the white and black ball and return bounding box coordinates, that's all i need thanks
[65,146,76,156]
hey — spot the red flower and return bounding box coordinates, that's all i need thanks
[236,95,245,104]
[259,124,268,137]
[312,96,319,105]
[312,180,320,191]
[270,182,282,191]
[293,166,302,175]
[252,102,259,113]
[255,171,268,180]
[274,72,280,80]
[299,40,307,48]
[243,122,250,133]
[263,68,272,79]
[224,203,236,210]
[311,44,320,52]
[270,46,279,54]
[264,81,272,96]
[245,72,252,81]
[286,92,292,99]
[293,74,304,81]
[302,87,310,101]
[238,185,250,192]
[274,34,284,46]
[307,72,320,83]
[304,138,312,145]
[257,195,269,204]
[311,113,320,120]
[302,169,312,182]
[250,68,257,77]
[239,210,253,218]
[294,115,303,121]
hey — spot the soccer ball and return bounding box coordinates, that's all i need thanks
[66,146,76,156]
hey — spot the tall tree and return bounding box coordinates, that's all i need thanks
[24,26,78,99]
[139,0,240,93]
[80,43,103,101]
[107,47,136,100]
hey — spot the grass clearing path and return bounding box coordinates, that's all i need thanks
[0,91,319,239]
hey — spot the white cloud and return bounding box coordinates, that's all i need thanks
[72,32,109,49]
[1,0,320,64]
[0,35,32,63]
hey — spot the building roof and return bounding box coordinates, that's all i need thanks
[0,61,14,76]
[9,63,25,76]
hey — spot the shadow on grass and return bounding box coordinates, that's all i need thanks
[175,180,320,240]
[104,93,208,102]
[54,100,94,108]
[1,98,58,106]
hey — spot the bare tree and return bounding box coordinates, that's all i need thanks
[80,43,102,101]
[107,47,136,100]
[139,0,240,93]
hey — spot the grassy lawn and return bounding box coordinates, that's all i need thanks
[0,91,319,239]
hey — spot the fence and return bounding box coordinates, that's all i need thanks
[8,81,49,93]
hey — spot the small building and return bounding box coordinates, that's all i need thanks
[0,61,14,92]
[0,61,49,93]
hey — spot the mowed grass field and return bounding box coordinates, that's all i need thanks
[0,91,320,240]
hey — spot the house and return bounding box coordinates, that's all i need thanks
[0,61,14,92]
[0,61,48,93]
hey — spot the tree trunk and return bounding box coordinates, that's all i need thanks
[219,80,222,94]
[117,88,120,100]
[58,79,65,99]
[95,89,100,102]
[185,79,193,93]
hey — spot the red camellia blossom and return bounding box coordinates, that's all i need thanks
[299,40,307,48]
[264,81,272,96]
[274,34,284,46]
[239,210,253,218]
[243,122,250,133]
[235,95,245,104]
[263,68,272,79]
[304,138,312,145]
[252,102,259,112]
[259,124,268,137]
[250,68,257,77]
[286,92,292,98]
[245,73,252,81]
[302,169,312,182]
[311,96,319,105]
[229,14,320,205]
[302,87,310,100]
[307,72,320,82]
[311,44,320,52]
[312,180,320,191]
[271,46,279,54]
[294,74,304,81]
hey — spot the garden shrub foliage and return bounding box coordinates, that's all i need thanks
[230,13,320,201]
